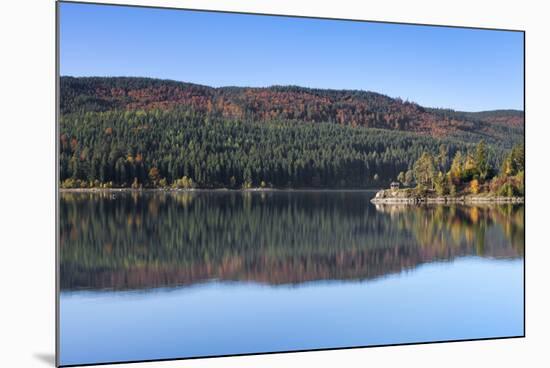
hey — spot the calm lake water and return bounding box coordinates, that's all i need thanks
[59,191,524,366]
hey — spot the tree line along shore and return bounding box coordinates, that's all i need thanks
[60,138,524,204]
[59,110,522,191]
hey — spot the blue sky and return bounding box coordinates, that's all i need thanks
[59,2,524,112]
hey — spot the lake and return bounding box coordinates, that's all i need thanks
[59,190,524,366]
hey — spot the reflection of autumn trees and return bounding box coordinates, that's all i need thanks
[60,192,524,290]
[375,203,524,258]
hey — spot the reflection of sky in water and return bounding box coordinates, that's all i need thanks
[60,257,523,366]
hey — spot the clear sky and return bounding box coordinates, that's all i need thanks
[59,2,524,112]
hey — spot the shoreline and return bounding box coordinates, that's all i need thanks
[370,189,524,204]
[59,187,525,203]
[59,187,382,193]
[370,196,524,204]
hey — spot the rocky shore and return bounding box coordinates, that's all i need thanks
[370,189,524,204]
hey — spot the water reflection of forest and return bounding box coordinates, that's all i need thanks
[60,191,524,290]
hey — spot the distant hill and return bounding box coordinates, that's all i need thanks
[60,76,523,144]
[426,108,524,129]
[464,110,524,128]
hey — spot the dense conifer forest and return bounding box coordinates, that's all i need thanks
[59,76,524,189]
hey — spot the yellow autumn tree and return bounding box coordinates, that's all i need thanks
[470,179,480,194]
[148,167,160,185]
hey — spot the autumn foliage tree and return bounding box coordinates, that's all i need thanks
[413,152,436,190]
[408,140,523,197]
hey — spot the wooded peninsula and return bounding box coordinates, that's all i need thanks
[372,141,524,203]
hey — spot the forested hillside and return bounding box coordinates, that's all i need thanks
[61,77,523,140]
[59,76,524,189]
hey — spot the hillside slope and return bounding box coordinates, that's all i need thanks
[60,76,523,144]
